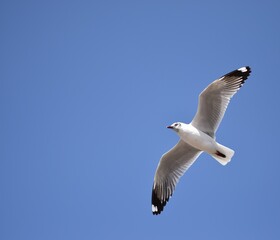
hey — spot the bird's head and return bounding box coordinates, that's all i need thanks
[167,122,182,132]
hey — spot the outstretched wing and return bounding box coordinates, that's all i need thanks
[191,66,251,137]
[152,140,202,215]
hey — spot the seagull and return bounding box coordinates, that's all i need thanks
[152,66,251,215]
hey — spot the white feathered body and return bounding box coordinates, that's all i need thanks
[179,123,216,153]
[178,123,234,165]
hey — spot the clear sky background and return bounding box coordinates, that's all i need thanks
[1,1,280,239]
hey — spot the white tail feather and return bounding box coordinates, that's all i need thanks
[211,143,235,166]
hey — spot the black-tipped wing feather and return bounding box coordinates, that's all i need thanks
[191,66,251,137]
[152,140,202,215]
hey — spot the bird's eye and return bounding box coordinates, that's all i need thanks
[174,123,178,127]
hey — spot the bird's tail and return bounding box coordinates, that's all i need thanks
[211,143,235,166]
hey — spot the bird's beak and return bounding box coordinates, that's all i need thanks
[167,125,173,129]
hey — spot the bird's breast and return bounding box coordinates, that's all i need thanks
[179,125,216,153]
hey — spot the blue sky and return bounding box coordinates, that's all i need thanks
[1,0,280,239]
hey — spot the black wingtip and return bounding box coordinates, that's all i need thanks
[224,66,251,79]
[221,66,251,87]
[151,186,170,215]
[241,66,251,79]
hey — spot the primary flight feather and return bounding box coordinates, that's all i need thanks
[152,66,251,215]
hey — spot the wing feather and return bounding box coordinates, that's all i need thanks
[152,140,202,215]
[191,66,251,137]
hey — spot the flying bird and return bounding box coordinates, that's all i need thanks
[152,66,251,215]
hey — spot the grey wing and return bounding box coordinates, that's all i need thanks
[191,66,251,137]
[152,140,202,215]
